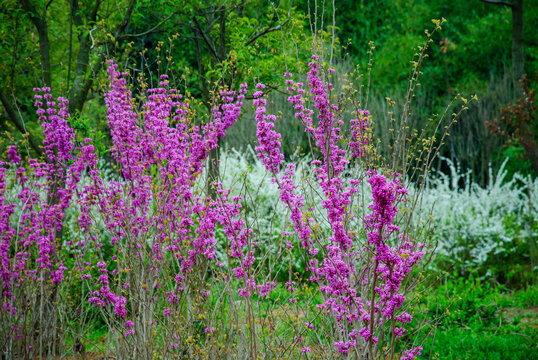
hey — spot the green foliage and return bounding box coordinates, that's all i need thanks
[333,0,534,96]
[311,0,538,184]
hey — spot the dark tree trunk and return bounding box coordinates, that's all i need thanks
[68,0,92,114]
[193,10,223,200]
[19,0,51,86]
[512,0,524,84]
[36,20,51,86]
[206,6,228,200]
[69,35,92,114]
[480,0,525,91]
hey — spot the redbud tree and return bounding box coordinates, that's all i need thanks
[1,20,460,359]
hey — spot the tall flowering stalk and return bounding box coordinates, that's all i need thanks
[254,56,425,359]
[254,82,315,253]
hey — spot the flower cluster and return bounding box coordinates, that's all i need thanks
[254,83,284,173]
[350,109,371,158]
[1,56,429,359]
[254,79,316,254]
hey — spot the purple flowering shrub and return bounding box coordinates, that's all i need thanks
[252,56,427,358]
[1,56,443,359]
[0,89,96,357]
[72,61,261,358]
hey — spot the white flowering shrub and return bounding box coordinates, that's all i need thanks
[220,150,537,285]
[417,158,536,284]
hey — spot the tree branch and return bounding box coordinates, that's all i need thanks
[245,0,293,46]
[194,35,210,106]
[19,0,41,27]
[218,5,226,60]
[89,0,102,23]
[0,88,43,156]
[19,0,40,27]
[115,0,136,37]
[70,0,134,113]
[192,15,220,61]
[479,0,513,7]
[19,0,52,85]
[117,12,175,40]
[68,0,103,113]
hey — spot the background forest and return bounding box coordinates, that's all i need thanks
[0,0,537,359]
[2,0,538,181]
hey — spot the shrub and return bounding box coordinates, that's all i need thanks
[1,20,463,359]
[422,157,537,287]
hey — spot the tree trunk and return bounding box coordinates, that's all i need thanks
[206,6,228,199]
[36,18,52,86]
[68,0,93,114]
[69,35,92,114]
[19,0,51,86]
[193,17,220,199]
[68,0,106,114]
[511,0,524,79]
[481,0,525,91]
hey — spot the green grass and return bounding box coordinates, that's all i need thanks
[429,328,536,360]
[415,277,538,360]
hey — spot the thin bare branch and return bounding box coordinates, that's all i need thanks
[117,12,175,40]
[0,88,43,156]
